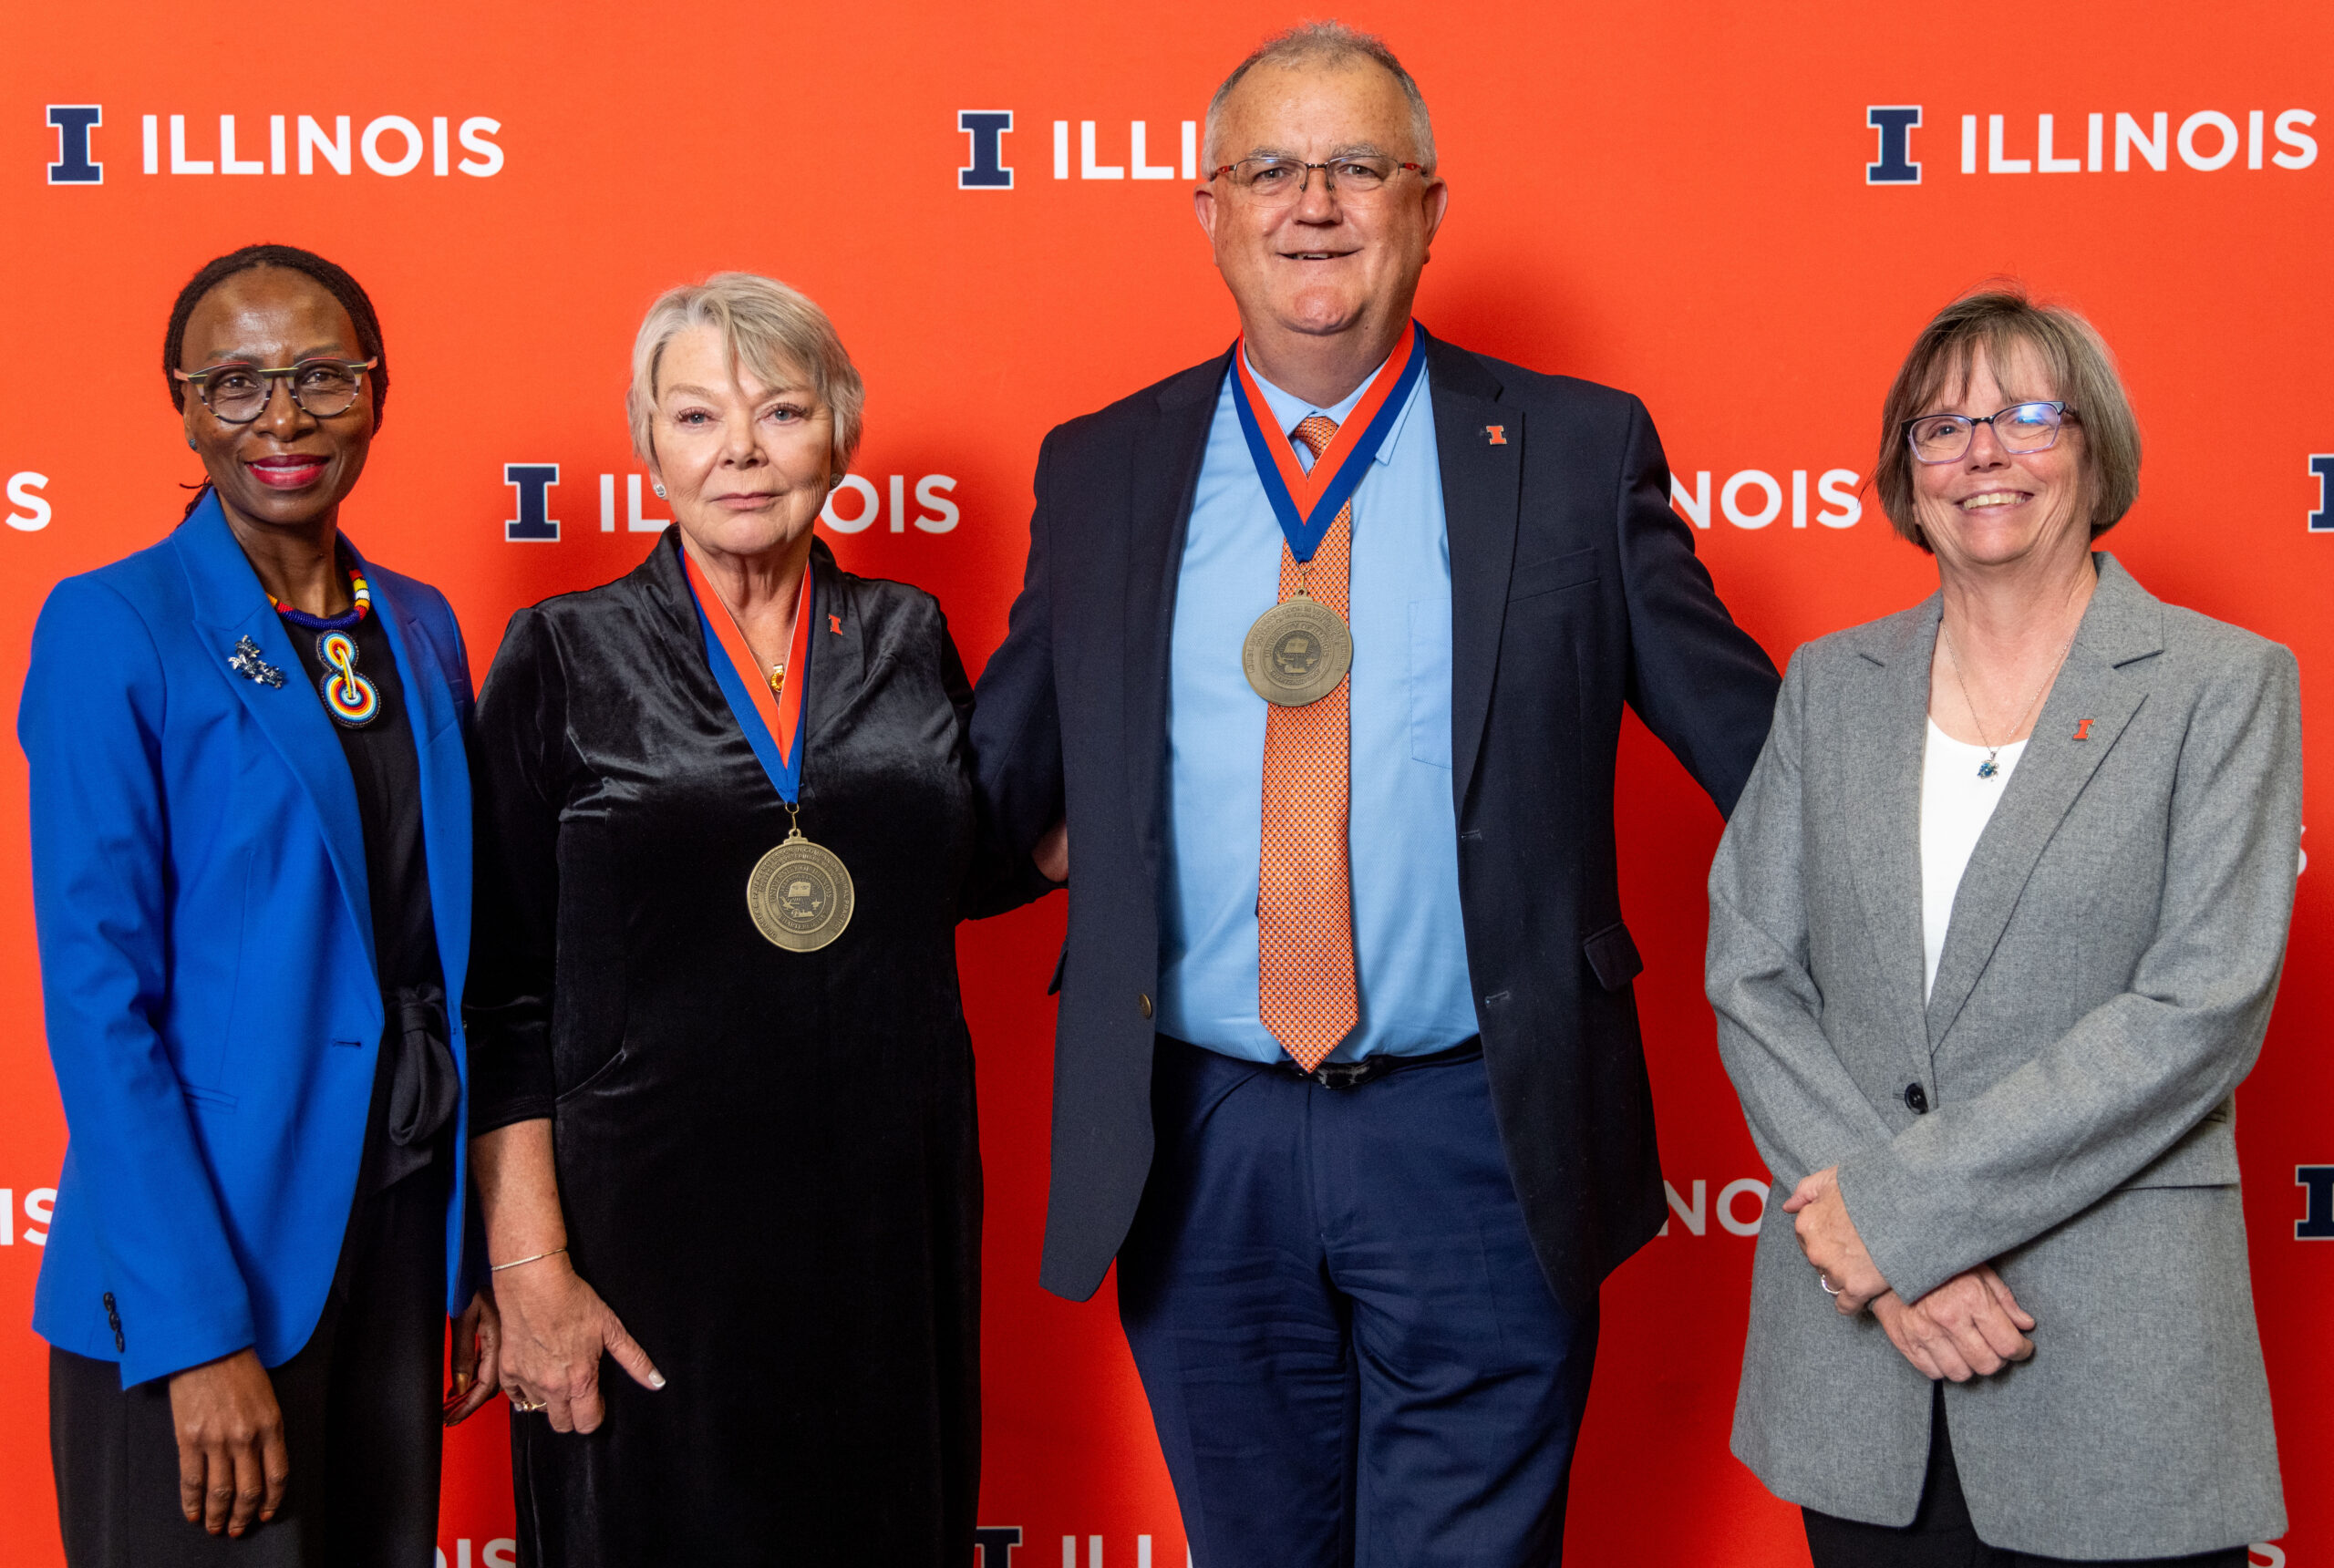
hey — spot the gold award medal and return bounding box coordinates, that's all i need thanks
[1243,593,1352,707]
[747,829,855,952]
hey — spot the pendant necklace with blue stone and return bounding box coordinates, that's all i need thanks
[269,566,379,727]
[1942,620,2073,780]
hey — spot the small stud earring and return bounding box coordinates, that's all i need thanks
[652,481,666,499]
[186,436,199,451]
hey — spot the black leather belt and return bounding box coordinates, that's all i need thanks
[1279,1037,1482,1089]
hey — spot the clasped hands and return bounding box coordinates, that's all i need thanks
[1784,1166,2038,1383]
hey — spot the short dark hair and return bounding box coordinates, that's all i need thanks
[1874,283,2140,551]
[162,243,389,431]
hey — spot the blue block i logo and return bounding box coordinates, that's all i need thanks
[958,110,1014,190]
[1866,106,1921,184]
[47,106,103,184]
[503,463,560,542]
[2298,1166,2334,1238]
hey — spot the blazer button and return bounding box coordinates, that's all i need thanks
[1904,1082,1929,1114]
[1138,993,1153,1019]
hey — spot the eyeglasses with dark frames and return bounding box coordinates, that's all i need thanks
[1902,400,2077,465]
[1208,156,1426,207]
[174,358,378,424]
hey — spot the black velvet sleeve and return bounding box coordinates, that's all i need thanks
[464,607,568,1132]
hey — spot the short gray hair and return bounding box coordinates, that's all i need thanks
[626,272,865,473]
[1874,284,2142,551]
[1203,21,1436,174]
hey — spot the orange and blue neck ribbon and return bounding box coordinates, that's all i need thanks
[1230,319,1427,563]
[681,545,816,804]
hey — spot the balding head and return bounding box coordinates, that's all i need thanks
[1192,22,1449,407]
[1203,21,1436,175]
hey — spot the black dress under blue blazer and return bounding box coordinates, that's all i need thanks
[18,492,474,1387]
[970,328,1781,1311]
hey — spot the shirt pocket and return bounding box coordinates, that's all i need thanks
[1408,597,1452,769]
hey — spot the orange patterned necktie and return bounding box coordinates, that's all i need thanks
[1258,413,1358,1072]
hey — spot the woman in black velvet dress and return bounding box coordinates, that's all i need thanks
[466,273,987,1563]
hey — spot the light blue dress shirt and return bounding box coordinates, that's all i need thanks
[1155,352,1478,1062]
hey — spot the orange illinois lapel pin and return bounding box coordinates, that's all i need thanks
[1484,425,1508,445]
[829,613,842,634]
[2073,718,2094,741]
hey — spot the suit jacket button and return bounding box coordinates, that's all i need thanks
[1138,992,1153,1019]
[1904,1082,1929,1114]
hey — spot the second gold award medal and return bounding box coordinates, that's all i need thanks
[683,547,854,952]
[1230,321,1428,707]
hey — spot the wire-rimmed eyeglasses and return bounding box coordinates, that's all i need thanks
[174,358,378,424]
[1903,401,2077,465]
[1208,156,1426,207]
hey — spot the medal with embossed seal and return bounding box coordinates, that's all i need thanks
[680,542,855,954]
[748,824,854,952]
[1226,321,1426,710]
[1243,590,1352,707]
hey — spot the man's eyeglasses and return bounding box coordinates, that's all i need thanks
[1209,156,1425,207]
[174,358,378,424]
[1902,401,2077,465]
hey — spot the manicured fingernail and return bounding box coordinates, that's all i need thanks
[648,1372,666,1389]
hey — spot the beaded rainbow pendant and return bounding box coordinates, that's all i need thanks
[315,630,380,727]
[268,568,379,727]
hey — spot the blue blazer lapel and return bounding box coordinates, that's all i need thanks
[175,494,376,967]
[346,535,473,1012]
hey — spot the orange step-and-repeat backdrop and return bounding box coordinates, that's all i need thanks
[4,3,2328,1563]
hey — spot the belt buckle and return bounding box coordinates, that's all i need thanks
[1307,1059,1374,1090]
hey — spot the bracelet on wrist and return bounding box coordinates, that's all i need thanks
[490,1246,568,1274]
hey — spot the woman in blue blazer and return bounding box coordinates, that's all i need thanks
[19,244,496,1566]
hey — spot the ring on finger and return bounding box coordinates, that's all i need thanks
[1818,1272,1842,1295]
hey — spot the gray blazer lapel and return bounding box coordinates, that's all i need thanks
[1838,601,1938,1084]
[1925,555,2163,1047]
[1121,354,1223,878]
[1426,333,1523,804]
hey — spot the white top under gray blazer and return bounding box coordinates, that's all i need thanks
[1707,554,2298,1560]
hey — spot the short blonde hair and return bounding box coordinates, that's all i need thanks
[1874,284,2141,552]
[625,272,864,473]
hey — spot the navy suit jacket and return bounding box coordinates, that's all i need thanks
[971,329,1781,1311]
[19,492,475,1387]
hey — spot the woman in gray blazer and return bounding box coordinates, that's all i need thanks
[1707,285,2298,1568]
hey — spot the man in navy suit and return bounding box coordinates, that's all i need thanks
[971,22,1780,1565]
